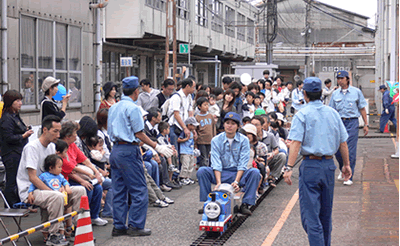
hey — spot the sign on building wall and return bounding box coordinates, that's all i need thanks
[120,57,133,67]
[179,44,189,54]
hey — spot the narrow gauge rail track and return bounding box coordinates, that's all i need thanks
[190,178,282,246]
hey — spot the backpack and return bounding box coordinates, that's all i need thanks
[161,92,182,122]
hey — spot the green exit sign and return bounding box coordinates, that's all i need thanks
[179,43,189,54]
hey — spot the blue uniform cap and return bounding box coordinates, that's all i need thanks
[378,85,387,90]
[303,77,322,92]
[337,70,349,78]
[122,76,140,89]
[223,112,241,125]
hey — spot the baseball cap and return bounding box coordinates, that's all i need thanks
[242,123,257,136]
[42,76,60,92]
[337,70,349,78]
[122,76,140,89]
[223,112,241,125]
[303,77,322,92]
[378,85,387,90]
[184,117,199,126]
[276,113,287,123]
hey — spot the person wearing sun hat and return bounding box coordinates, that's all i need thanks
[40,76,71,121]
[283,76,351,246]
[197,112,260,216]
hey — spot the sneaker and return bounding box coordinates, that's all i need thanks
[160,184,172,192]
[163,197,174,204]
[165,181,181,189]
[46,233,66,246]
[168,165,180,173]
[92,217,108,226]
[239,203,252,216]
[337,172,344,181]
[343,180,353,186]
[57,234,69,246]
[112,227,127,237]
[152,200,169,208]
[180,178,190,185]
[187,178,195,184]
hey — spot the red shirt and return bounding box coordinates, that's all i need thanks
[61,142,88,180]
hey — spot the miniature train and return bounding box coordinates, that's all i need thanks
[199,183,241,235]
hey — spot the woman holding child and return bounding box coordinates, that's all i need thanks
[58,121,108,226]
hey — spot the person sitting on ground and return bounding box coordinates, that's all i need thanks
[217,89,236,132]
[242,117,252,126]
[211,87,224,101]
[254,94,262,110]
[251,116,286,187]
[178,117,199,185]
[197,112,260,216]
[27,154,71,238]
[241,124,270,195]
[99,82,118,110]
[242,91,256,118]
[17,115,85,246]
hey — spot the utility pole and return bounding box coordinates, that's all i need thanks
[265,0,277,64]
[164,0,177,82]
[304,0,311,77]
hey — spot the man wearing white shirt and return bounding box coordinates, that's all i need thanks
[291,81,306,114]
[137,79,160,111]
[322,79,338,105]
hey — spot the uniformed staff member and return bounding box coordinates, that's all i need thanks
[108,76,174,237]
[284,77,352,246]
[377,84,397,133]
[197,112,260,216]
[329,70,368,185]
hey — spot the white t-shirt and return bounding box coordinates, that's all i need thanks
[17,139,56,202]
[168,89,193,130]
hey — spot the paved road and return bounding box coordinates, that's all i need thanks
[0,130,398,246]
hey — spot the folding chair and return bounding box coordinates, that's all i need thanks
[0,189,31,246]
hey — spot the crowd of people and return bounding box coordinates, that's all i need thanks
[0,69,371,245]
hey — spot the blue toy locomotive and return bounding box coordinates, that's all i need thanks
[199,183,241,234]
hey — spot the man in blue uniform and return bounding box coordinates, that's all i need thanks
[108,76,174,237]
[377,84,397,133]
[197,112,260,215]
[329,70,368,186]
[283,77,352,246]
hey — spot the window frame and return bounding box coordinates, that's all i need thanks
[145,0,166,12]
[211,0,223,33]
[176,0,189,20]
[20,14,83,111]
[195,0,208,27]
[237,13,246,42]
[247,18,255,44]
[225,6,235,38]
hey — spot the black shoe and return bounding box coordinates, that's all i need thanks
[112,227,127,237]
[239,203,252,216]
[127,226,151,237]
[198,207,204,214]
[165,181,181,189]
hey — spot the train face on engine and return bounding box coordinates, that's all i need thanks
[199,184,239,234]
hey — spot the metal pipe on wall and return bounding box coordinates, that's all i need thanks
[2,0,8,94]
[90,0,108,111]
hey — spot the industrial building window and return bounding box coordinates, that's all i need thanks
[225,6,235,38]
[247,18,254,44]
[195,0,208,27]
[177,0,189,20]
[145,0,166,11]
[20,15,82,109]
[211,0,223,33]
[237,13,245,42]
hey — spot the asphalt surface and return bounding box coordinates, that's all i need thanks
[0,129,398,246]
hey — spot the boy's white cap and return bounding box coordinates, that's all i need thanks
[184,117,199,126]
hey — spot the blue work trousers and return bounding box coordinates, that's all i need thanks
[335,118,358,181]
[110,144,148,230]
[197,167,260,205]
[299,157,336,246]
[144,159,160,187]
[101,177,113,217]
[379,108,397,132]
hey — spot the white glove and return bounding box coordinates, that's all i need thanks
[155,144,174,158]
[385,109,389,114]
